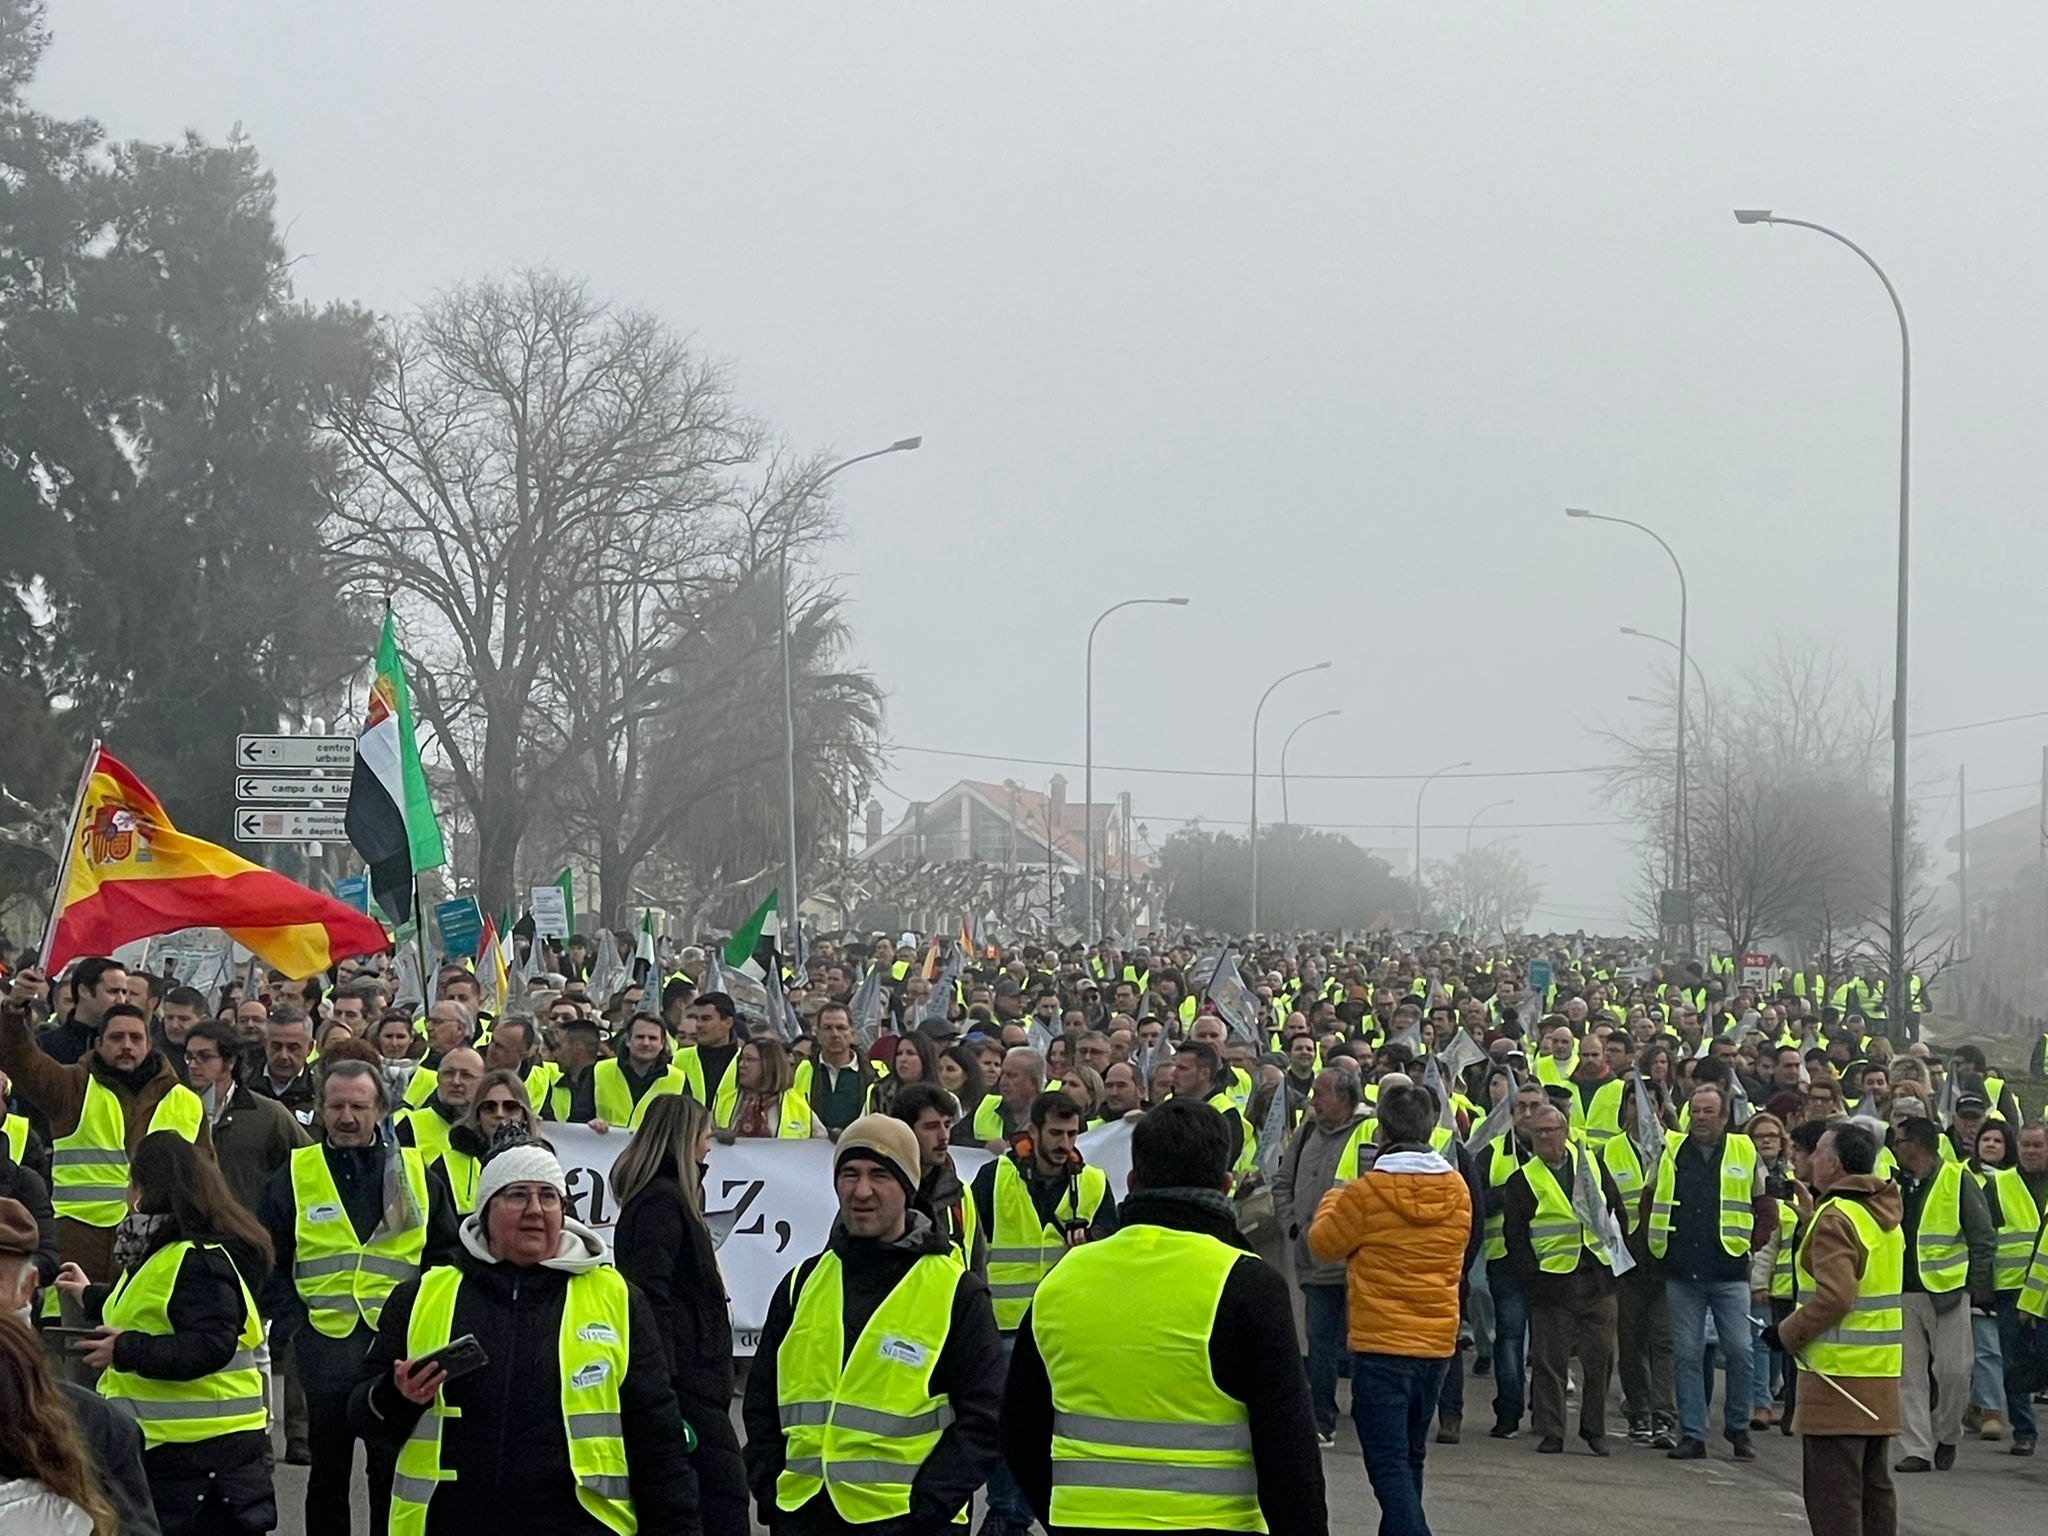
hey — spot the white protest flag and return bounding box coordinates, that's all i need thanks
[1464,1073,1518,1156]
[514,925,543,985]
[849,966,885,1047]
[918,947,965,1026]
[1258,1072,1293,1179]
[763,962,801,1045]
[1205,950,1263,1046]
[1437,1027,1486,1085]
[1573,1138,1635,1278]
[1934,1067,1956,1128]
[586,929,625,1007]
[392,946,426,1014]
[1421,1054,1457,1136]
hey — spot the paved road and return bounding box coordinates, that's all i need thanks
[271,1365,2047,1534]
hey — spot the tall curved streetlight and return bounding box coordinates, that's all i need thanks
[1249,662,1331,933]
[1621,626,1713,745]
[1465,798,1514,852]
[779,437,921,953]
[1084,596,1191,936]
[1279,709,1342,826]
[1736,208,1913,1037]
[1568,507,1690,954]
[1414,760,1471,930]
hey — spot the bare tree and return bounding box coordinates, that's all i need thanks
[321,269,761,912]
[1427,843,1542,936]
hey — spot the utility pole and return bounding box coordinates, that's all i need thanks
[1956,764,1969,961]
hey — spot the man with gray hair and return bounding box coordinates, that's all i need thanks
[974,1045,1045,1150]
[1279,1066,1373,1446]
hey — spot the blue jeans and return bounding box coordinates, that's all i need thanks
[986,1334,1034,1523]
[1997,1297,2039,1440]
[1971,1311,2006,1415]
[1303,1283,1349,1436]
[1666,1278,1754,1443]
[1487,1263,1529,1429]
[1750,1319,1781,1410]
[1351,1353,1449,1536]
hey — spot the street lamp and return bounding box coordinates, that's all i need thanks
[1736,208,1914,1038]
[1249,662,1331,934]
[1279,709,1342,826]
[1620,626,1713,745]
[1568,507,1690,955]
[1465,798,1514,852]
[1084,596,1190,936]
[1414,760,1471,930]
[779,437,921,957]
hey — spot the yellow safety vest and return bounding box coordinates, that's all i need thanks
[1582,1080,1625,1144]
[1794,1195,1904,1377]
[1032,1224,1262,1532]
[1205,1092,1256,1176]
[971,1096,1010,1145]
[290,1143,430,1337]
[403,1064,437,1109]
[397,1105,455,1164]
[592,1058,684,1130]
[1911,1162,1967,1293]
[775,1249,968,1526]
[52,1078,204,1227]
[986,1157,1108,1332]
[2,1112,27,1165]
[1600,1135,1645,1236]
[2023,1217,2048,1319]
[1647,1131,1756,1260]
[1771,1198,1798,1300]
[436,1149,480,1216]
[1533,1048,1578,1090]
[1519,1156,1607,1273]
[521,1061,559,1115]
[1482,1138,1524,1261]
[1331,1117,1378,1183]
[393,1264,633,1536]
[674,1043,743,1123]
[1987,1168,2042,1294]
[98,1240,266,1447]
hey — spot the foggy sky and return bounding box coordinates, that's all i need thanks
[36,4,2048,931]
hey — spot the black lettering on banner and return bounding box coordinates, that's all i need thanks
[711,1177,793,1253]
[563,1165,610,1227]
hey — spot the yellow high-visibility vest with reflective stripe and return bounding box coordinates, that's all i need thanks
[1033,1224,1263,1532]
[2022,1217,2048,1318]
[393,1263,634,1536]
[1518,1155,1608,1272]
[98,1240,266,1448]
[674,1044,742,1123]
[396,1105,454,1164]
[1331,1117,1377,1183]
[52,1078,204,1227]
[1647,1130,1756,1260]
[592,1058,683,1130]
[290,1143,429,1337]
[1483,1138,1522,1260]
[435,1149,480,1215]
[1911,1162,1967,1293]
[521,1061,559,1115]
[775,1249,967,1526]
[1771,1198,1798,1300]
[986,1157,1107,1332]
[1794,1194,1903,1377]
[1600,1134,1645,1236]
[2,1112,27,1165]
[1206,1092,1256,1176]
[1582,1079,1624,1144]
[1987,1167,2042,1294]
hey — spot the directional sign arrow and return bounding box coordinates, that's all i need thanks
[235,775,333,803]
[233,808,349,843]
[234,735,352,770]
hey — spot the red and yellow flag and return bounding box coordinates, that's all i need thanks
[44,746,389,978]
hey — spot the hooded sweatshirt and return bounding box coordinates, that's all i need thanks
[1307,1143,1471,1356]
[1776,1173,1905,1437]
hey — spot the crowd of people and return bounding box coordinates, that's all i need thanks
[0,929,2044,1536]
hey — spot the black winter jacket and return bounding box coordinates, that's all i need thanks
[1001,1189,1330,1536]
[742,1213,1005,1535]
[351,1239,701,1536]
[612,1171,735,1420]
[0,1154,58,1283]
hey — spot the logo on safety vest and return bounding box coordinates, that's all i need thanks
[307,1203,342,1223]
[878,1335,926,1368]
[576,1322,618,1345]
[570,1361,611,1390]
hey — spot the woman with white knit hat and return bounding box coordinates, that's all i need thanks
[349,1137,702,1536]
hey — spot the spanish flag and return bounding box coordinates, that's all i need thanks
[42,746,390,978]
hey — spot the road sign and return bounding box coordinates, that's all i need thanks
[233,808,348,842]
[233,774,338,803]
[234,734,352,770]
[1739,951,1772,992]
[1527,959,1553,998]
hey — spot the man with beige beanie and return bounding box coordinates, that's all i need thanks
[743,1114,1005,1533]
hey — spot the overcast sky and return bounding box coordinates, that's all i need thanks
[36,4,2048,931]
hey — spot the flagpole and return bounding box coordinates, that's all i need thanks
[35,741,100,967]
[411,876,434,1009]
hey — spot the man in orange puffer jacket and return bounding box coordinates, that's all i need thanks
[1309,1083,1471,1536]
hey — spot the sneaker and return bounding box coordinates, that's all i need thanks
[1667,1438,1706,1460]
[1489,1422,1519,1440]
[1933,1442,1956,1471]
[1893,1456,1931,1474]
[1980,1414,2006,1442]
[1436,1414,1462,1445]
[1316,1431,1337,1451]
[1628,1416,1652,1445]
[2011,1436,2036,1457]
[284,1438,313,1467]
[1652,1425,1680,1452]
[1537,1436,1564,1454]
[1730,1432,1756,1462]
[1584,1435,1611,1457]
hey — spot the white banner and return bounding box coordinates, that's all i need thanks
[545,1117,1137,1355]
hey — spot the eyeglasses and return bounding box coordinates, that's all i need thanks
[496,1185,561,1210]
[185,1050,221,1065]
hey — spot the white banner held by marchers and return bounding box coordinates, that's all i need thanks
[542,1115,1137,1356]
